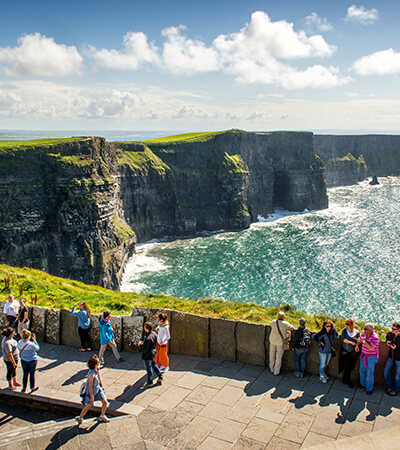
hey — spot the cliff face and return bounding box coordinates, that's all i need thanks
[0,131,328,289]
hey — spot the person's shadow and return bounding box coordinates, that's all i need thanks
[45,422,99,449]
[114,375,148,403]
[61,369,87,386]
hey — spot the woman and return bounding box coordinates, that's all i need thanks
[76,355,109,424]
[292,318,312,378]
[384,322,400,396]
[17,329,39,393]
[3,294,20,328]
[1,327,21,390]
[155,313,170,373]
[99,311,123,364]
[313,320,339,383]
[17,298,29,337]
[71,302,91,352]
[339,319,360,388]
[356,323,380,395]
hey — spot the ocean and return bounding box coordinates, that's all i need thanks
[121,177,400,327]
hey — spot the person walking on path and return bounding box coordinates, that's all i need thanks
[138,322,163,387]
[3,294,20,328]
[292,318,312,378]
[17,329,39,393]
[16,298,29,338]
[1,327,21,390]
[76,355,109,424]
[339,319,360,388]
[155,313,170,373]
[384,322,400,396]
[356,323,380,395]
[71,302,91,352]
[314,320,339,383]
[269,312,295,376]
[99,311,123,364]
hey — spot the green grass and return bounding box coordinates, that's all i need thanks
[0,137,88,149]
[327,153,366,165]
[0,264,388,338]
[116,146,170,175]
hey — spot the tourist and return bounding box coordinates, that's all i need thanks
[313,320,339,383]
[71,302,92,352]
[292,318,312,378]
[269,312,295,376]
[384,322,400,396]
[99,311,123,364]
[356,323,380,395]
[1,327,21,390]
[138,322,163,387]
[3,294,20,328]
[155,312,170,373]
[76,355,109,424]
[17,298,29,337]
[339,319,360,388]
[17,329,39,393]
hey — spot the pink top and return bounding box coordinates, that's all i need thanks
[360,332,380,359]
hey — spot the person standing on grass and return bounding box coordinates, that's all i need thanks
[269,311,294,376]
[1,327,21,390]
[313,320,339,383]
[292,318,312,378]
[16,298,29,338]
[138,322,163,387]
[76,355,109,424]
[3,294,20,328]
[356,323,380,395]
[71,302,91,352]
[339,319,360,388]
[384,322,400,396]
[17,329,39,393]
[155,313,170,373]
[99,311,124,364]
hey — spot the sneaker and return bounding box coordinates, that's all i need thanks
[98,415,110,423]
[319,375,328,384]
[293,371,300,378]
[143,381,153,388]
[300,373,304,378]
[118,358,125,362]
[156,377,163,384]
[366,390,373,395]
[75,416,83,425]
[388,389,398,396]
[31,387,39,393]
[21,388,26,393]
[385,386,392,394]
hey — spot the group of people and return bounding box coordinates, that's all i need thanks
[270,312,400,396]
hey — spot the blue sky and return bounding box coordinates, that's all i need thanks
[1,1,400,132]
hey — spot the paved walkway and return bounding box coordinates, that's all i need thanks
[0,343,399,449]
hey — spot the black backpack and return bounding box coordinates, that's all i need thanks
[299,328,312,348]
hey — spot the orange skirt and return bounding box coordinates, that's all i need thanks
[155,343,169,369]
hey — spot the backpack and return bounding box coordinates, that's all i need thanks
[299,329,312,348]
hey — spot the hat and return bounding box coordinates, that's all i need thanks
[364,323,374,331]
[278,311,285,319]
[299,318,306,326]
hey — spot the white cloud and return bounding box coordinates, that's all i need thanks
[0,33,83,77]
[305,12,333,32]
[353,48,400,75]
[345,5,379,24]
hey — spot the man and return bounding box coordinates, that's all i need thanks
[269,311,294,376]
[3,294,20,327]
[384,323,400,396]
[138,322,163,387]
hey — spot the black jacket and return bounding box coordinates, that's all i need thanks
[292,326,311,349]
[386,332,400,361]
[140,331,157,360]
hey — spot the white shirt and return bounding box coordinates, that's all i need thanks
[3,300,20,317]
[156,324,170,345]
[269,319,295,346]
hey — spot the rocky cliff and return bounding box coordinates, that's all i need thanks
[0,131,328,289]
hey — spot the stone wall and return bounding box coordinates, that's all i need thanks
[0,303,391,385]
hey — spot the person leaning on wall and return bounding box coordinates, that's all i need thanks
[269,311,294,376]
[339,319,360,388]
[71,302,92,352]
[356,323,380,395]
[384,322,400,396]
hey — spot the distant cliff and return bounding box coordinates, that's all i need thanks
[0,130,328,289]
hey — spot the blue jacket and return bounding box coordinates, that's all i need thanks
[71,308,91,329]
[99,318,114,345]
[17,339,40,362]
[314,328,339,354]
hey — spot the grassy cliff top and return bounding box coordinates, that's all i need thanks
[0,137,89,150]
[0,264,388,338]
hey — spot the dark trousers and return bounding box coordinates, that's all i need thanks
[78,327,91,349]
[21,359,37,390]
[5,361,16,381]
[144,359,162,384]
[342,352,358,383]
[7,315,17,327]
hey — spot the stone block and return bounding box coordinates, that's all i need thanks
[111,315,122,351]
[30,306,47,341]
[132,307,173,327]
[236,322,266,366]
[170,311,209,358]
[88,314,100,350]
[45,308,60,345]
[0,301,6,329]
[122,315,144,352]
[209,318,236,362]
[60,309,80,348]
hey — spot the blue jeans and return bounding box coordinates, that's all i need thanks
[318,351,331,376]
[294,348,309,375]
[21,359,37,390]
[384,358,400,393]
[144,359,162,384]
[359,356,378,392]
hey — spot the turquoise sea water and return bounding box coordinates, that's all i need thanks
[121,177,400,327]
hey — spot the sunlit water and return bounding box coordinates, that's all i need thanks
[121,177,400,327]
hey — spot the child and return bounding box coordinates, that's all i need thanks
[138,322,163,387]
[155,313,170,373]
[99,311,124,364]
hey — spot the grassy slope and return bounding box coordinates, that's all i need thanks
[0,264,388,338]
[0,137,87,149]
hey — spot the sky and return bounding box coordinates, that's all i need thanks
[1,0,400,133]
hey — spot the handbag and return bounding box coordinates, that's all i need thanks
[276,320,290,351]
[79,378,88,400]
